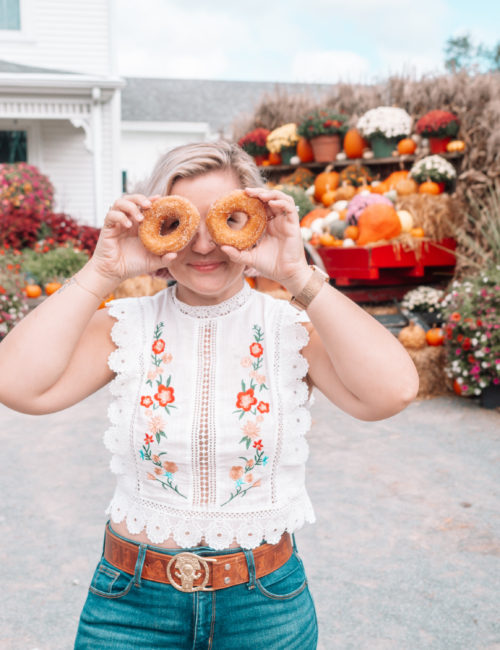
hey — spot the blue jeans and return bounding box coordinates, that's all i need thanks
[74,525,318,649]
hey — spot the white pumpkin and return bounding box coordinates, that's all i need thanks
[310,218,326,234]
[332,200,349,212]
[397,210,414,233]
[324,211,340,225]
[300,227,312,242]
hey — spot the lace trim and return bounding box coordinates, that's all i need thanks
[107,485,315,550]
[171,282,251,318]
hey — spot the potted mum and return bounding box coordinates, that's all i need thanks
[409,155,457,192]
[238,128,270,165]
[356,106,412,158]
[415,110,459,154]
[297,109,349,162]
[266,123,299,165]
[0,247,29,341]
[400,285,445,326]
[441,264,500,408]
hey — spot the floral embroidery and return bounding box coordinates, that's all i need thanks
[138,322,185,498]
[222,324,270,507]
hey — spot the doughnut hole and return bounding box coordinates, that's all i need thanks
[160,216,180,236]
[227,211,248,230]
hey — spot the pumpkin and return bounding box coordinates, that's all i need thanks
[321,190,337,207]
[334,184,356,201]
[446,139,465,153]
[329,220,348,239]
[371,181,389,194]
[297,137,315,163]
[418,181,441,195]
[385,170,409,189]
[425,326,445,346]
[339,164,373,187]
[453,378,464,395]
[319,232,337,247]
[344,225,359,240]
[300,207,331,228]
[410,227,425,238]
[398,321,427,350]
[24,284,42,298]
[397,138,417,155]
[397,210,414,233]
[343,129,365,159]
[45,281,62,295]
[268,152,282,165]
[314,171,340,201]
[356,204,402,246]
[395,178,418,196]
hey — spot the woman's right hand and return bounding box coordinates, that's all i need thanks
[90,194,177,283]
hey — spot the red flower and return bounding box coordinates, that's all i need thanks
[152,339,165,354]
[462,338,471,351]
[249,342,263,358]
[140,395,153,408]
[253,439,264,450]
[257,401,270,414]
[154,384,175,406]
[144,434,154,445]
[236,388,257,411]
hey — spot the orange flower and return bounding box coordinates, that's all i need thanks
[249,342,263,358]
[257,401,270,414]
[155,384,175,406]
[152,339,165,354]
[236,388,257,411]
[245,473,254,483]
[140,395,153,408]
[252,479,262,487]
[230,466,244,480]
[163,460,178,474]
[450,312,461,322]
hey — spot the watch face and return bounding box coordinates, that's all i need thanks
[311,265,329,280]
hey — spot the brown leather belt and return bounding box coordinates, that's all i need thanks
[104,525,293,593]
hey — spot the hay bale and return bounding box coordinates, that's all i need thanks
[114,275,167,298]
[407,346,451,399]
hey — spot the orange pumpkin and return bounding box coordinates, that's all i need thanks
[418,181,441,195]
[395,178,418,196]
[300,207,331,228]
[314,171,340,202]
[397,138,417,155]
[410,227,425,238]
[321,190,337,207]
[385,170,409,189]
[45,281,62,295]
[319,233,337,247]
[334,184,356,201]
[268,151,282,165]
[24,284,42,298]
[453,378,464,396]
[343,129,365,159]
[344,225,359,240]
[296,137,314,163]
[371,181,389,194]
[446,139,465,153]
[356,204,402,246]
[426,326,445,346]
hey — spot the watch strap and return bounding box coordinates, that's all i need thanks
[290,265,328,310]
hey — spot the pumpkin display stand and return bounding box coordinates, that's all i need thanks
[314,237,456,302]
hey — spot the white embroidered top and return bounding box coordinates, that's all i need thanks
[105,283,315,550]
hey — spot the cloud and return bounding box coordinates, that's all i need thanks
[291,50,372,84]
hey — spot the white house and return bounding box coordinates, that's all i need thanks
[0,0,332,225]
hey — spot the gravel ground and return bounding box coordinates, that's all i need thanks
[0,388,499,649]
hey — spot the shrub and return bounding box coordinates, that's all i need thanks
[0,247,29,340]
[0,162,53,215]
[22,246,89,285]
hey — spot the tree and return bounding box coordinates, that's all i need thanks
[444,33,500,73]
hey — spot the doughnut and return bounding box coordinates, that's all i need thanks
[206,190,267,250]
[139,196,201,254]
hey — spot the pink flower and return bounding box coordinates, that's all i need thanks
[148,415,165,434]
[241,357,252,368]
[162,353,173,364]
[242,421,261,440]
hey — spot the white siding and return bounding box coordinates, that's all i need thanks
[0,0,111,75]
[40,119,94,224]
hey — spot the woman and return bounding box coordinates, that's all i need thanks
[0,141,418,648]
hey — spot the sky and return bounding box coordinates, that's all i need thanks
[112,0,500,84]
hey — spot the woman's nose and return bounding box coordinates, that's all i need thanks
[190,219,216,254]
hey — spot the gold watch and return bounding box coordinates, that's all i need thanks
[290,265,329,310]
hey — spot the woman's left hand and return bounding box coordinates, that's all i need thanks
[220,187,309,289]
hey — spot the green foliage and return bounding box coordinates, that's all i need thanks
[444,32,500,73]
[280,185,314,219]
[22,246,89,285]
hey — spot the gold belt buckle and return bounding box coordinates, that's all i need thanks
[166,552,216,592]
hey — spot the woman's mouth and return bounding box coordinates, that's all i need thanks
[189,261,224,273]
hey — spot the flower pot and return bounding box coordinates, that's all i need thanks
[370,135,400,158]
[429,136,451,154]
[479,384,500,409]
[253,154,267,166]
[310,135,341,162]
[280,145,296,165]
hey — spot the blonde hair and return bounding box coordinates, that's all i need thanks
[136,140,265,196]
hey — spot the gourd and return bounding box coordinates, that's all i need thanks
[385,170,410,189]
[334,184,356,201]
[24,284,42,298]
[410,227,425,238]
[397,138,417,155]
[395,178,418,196]
[314,171,340,201]
[397,210,414,233]
[418,181,441,195]
[329,220,348,239]
[268,152,282,165]
[398,321,427,349]
[45,281,62,295]
[300,207,331,228]
[425,326,445,346]
[339,164,373,187]
[446,139,465,153]
[297,137,315,163]
[343,129,365,159]
[344,225,359,240]
[356,204,402,246]
[321,190,337,207]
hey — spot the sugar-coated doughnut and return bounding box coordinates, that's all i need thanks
[206,190,267,250]
[139,196,201,254]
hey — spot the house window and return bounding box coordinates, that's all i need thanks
[0,0,21,30]
[0,131,27,163]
